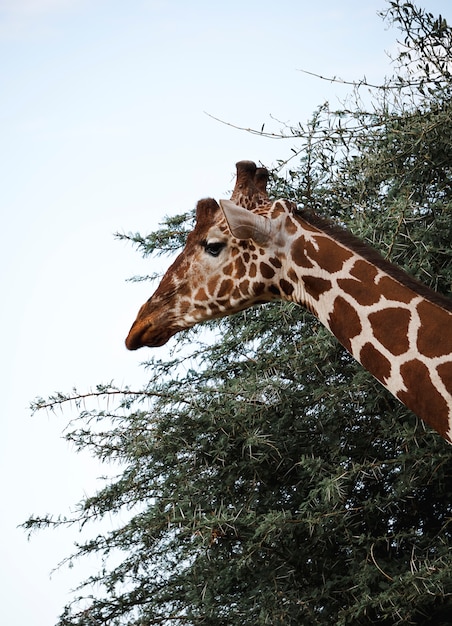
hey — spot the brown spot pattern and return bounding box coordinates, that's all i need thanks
[328,296,362,352]
[235,257,247,279]
[269,256,282,268]
[285,216,298,234]
[378,276,414,304]
[369,308,411,356]
[195,288,208,301]
[359,342,391,383]
[437,362,452,394]
[303,276,332,301]
[397,359,449,439]
[239,279,250,295]
[350,259,379,283]
[218,279,233,298]
[416,300,452,358]
[280,279,294,296]
[179,300,191,314]
[207,277,218,296]
[232,285,242,300]
[308,237,353,274]
[260,262,275,279]
[337,278,380,306]
[272,201,286,217]
[291,237,313,268]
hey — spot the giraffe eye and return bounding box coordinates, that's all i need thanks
[204,241,226,257]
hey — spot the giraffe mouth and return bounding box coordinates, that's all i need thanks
[125,320,178,350]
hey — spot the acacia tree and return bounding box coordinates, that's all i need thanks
[26,3,452,624]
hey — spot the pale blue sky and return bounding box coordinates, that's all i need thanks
[1,1,449,624]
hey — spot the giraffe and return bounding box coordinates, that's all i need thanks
[126,160,452,442]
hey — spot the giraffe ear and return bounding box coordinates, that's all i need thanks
[219,199,272,245]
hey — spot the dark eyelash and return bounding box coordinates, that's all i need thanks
[203,241,226,257]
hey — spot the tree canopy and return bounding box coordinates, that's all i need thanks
[26,2,452,624]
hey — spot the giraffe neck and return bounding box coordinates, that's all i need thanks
[283,209,452,441]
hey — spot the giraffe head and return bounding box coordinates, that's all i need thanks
[125,161,293,350]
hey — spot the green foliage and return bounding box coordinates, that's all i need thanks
[26,3,452,624]
[117,211,195,258]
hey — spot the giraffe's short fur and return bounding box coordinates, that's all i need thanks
[126,161,452,442]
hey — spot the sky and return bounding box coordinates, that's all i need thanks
[1,1,450,624]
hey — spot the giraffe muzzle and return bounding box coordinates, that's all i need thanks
[125,318,177,349]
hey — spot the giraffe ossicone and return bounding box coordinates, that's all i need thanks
[126,160,452,442]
